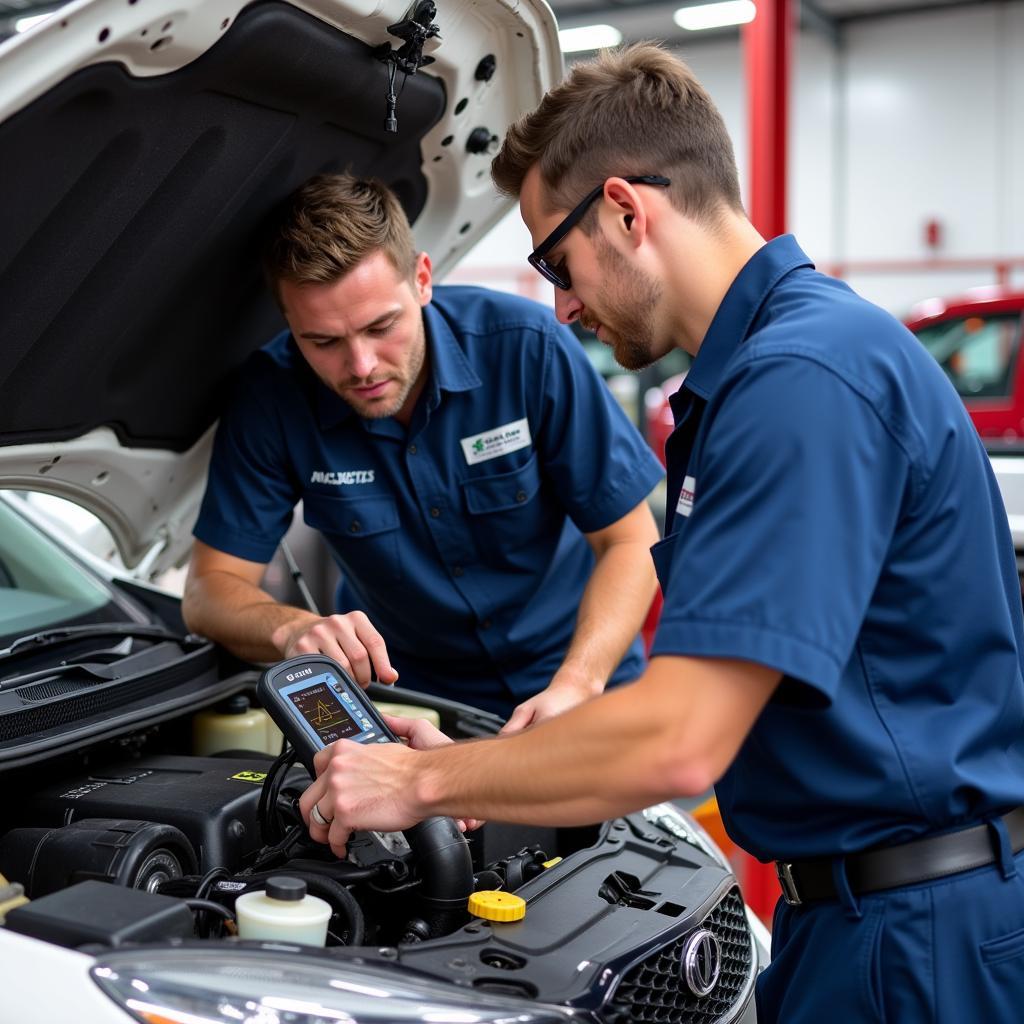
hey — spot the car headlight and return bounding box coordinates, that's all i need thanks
[92,948,574,1024]
[641,802,731,867]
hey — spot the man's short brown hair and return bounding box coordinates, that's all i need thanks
[492,44,742,225]
[262,174,417,299]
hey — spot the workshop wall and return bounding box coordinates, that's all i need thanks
[454,1,1024,318]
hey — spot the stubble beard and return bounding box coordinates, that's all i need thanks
[339,321,427,420]
[592,236,664,372]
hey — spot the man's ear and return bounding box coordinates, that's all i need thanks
[413,251,433,306]
[601,178,649,250]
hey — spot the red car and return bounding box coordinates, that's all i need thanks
[903,288,1024,443]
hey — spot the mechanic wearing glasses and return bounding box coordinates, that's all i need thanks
[182,173,663,728]
[299,46,1024,1021]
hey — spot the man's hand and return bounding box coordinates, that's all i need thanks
[300,739,421,859]
[500,670,601,734]
[271,610,399,688]
[299,713,481,857]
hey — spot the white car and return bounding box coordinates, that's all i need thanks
[0,1,769,1021]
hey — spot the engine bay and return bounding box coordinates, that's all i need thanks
[0,626,758,1022]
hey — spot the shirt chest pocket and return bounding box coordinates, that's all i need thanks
[302,493,403,584]
[461,454,547,554]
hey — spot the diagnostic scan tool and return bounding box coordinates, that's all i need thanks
[258,654,397,773]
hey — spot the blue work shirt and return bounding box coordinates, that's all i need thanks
[194,285,663,716]
[650,235,1024,862]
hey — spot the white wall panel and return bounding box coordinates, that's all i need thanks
[843,6,1000,261]
[1006,2,1024,255]
[791,31,837,264]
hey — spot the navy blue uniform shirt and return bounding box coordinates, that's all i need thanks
[194,285,663,715]
[650,235,1024,861]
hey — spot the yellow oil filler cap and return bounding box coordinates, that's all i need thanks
[468,890,526,922]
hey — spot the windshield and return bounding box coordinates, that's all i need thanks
[915,314,1022,399]
[0,498,133,645]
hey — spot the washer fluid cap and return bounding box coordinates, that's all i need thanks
[266,876,306,901]
[468,890,526,922]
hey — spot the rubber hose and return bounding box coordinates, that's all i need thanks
[403,817,474,936]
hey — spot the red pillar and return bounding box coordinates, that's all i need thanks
[743,0,792,239]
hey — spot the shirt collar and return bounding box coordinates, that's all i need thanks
[680,234,814,408]
[314,301,482,430]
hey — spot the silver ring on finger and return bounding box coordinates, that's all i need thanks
[311,803,333,827]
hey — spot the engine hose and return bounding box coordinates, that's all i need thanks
[239,870,365,946]
[402,817,474,936]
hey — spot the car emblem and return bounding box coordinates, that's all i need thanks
[681,928,722,997]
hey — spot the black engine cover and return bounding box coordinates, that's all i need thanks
[17,754,300,871]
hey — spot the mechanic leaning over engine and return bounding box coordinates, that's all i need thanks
[181,172,663,728]
[298,45,1024,1022]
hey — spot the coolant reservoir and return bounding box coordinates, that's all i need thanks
[193,695,284,756]
[235,877,331,946]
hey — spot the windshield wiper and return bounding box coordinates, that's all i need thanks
[0,623,197,661]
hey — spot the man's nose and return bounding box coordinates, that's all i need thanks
[554,288,583,325]
[346,338,378,379]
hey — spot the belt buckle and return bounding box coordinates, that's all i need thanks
[776,862,803,906]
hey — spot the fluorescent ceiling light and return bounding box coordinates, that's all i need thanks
[673,1,757,31]
[14,11,54,31]
[559,24,623,53]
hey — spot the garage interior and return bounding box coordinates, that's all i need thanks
[0,0,1022,986]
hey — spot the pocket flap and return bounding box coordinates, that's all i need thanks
[302,493,399,537]
[462,455,542,514]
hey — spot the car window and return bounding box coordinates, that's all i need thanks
[915,314,1022,399]
[0,498,129,644]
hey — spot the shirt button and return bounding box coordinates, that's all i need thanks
[515,490,527,503]
[429,507,440,518]
[408,444,417,455]
[452,565,464,577]
[349,521,361,533]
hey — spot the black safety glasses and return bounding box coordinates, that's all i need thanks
[527,175,671,290]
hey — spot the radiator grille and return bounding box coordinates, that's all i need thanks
[606,886,753,1024]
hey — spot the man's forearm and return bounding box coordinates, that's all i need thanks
[554,540,658,695]
[182,571,316,663]
[411,663,698,825]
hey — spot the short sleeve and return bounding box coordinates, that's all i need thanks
[535,325,664,533]
[192,369,299,563]
[650,354,911,704]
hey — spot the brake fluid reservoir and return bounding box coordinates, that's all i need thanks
[193,695,283,756]
[235,877,331,946]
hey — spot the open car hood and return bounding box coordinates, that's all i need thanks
[0,0,562,575]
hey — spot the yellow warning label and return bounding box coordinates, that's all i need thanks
[230,771,268,785]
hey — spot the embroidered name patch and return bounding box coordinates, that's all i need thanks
[310,469,375,486]
[460,418,532,465]
[676,475,696,517]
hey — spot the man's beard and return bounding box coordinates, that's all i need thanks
[588,236,663,372]
[337,323,427,419]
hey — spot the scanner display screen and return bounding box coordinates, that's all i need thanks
[279,671,384,749]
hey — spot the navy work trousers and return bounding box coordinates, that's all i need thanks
[755,847,1024,1022]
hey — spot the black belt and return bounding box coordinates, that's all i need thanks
[775,806,1024,907]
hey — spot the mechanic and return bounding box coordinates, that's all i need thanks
[182,173,663,727]
[298,46,1024,1021]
